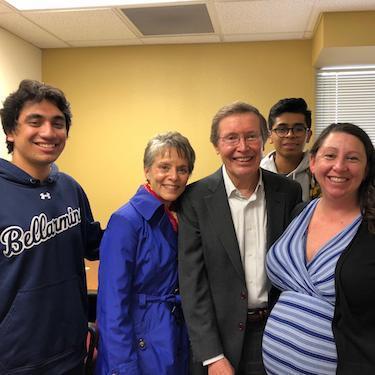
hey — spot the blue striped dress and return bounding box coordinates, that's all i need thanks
[262,199,361,375]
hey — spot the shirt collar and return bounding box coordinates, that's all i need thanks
[222,165,263,199]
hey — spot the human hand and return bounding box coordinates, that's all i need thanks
[208,357,235,375]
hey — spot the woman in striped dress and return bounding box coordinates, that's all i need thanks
[262,123,375,374]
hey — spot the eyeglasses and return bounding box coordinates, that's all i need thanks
[219,133,260,146]
[271,125,308,137]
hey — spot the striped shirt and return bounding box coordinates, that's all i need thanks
[262,199,361,375]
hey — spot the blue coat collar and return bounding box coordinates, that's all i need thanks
[130,185,164,221]
[130,186,177,249]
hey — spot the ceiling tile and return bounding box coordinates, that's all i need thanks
[69,38,141,47]
[215,0,314,34]
[315,0,375,11]
[0,12,68,47]
[0,0,375,48]
[223,31,305,42]
[24,8,137,41]
[0,3,11,12]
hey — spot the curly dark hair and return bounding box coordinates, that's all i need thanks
[310,123,375,234]
[0,79,72,153]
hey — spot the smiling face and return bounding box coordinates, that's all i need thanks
[215,112,263,189]
[269,112,311,159]
[7,99,67,180]
[144,147,190,207]
[310,132,367,204]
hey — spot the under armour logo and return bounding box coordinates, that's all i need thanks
[40,192,51,200]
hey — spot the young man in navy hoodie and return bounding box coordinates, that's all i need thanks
[0,80,102,374]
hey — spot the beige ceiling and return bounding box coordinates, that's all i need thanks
[0,0,375,48]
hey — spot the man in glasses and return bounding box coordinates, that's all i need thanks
[261,98,320,201]
[178,101,302,375]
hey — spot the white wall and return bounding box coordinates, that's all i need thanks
[0,27,42,159]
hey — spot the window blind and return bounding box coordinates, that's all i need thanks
[315,67,375,144]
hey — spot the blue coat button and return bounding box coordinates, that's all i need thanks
[138,338,146,350]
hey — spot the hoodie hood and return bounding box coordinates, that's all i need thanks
[0,158,59,186]
[261,150,310,179]
[261,151,312,201]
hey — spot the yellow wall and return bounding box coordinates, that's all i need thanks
[312,11,375,66]
[0,27,41,159]
[324,11,375,48]
[42,40,313,225]
[312,15,324,67]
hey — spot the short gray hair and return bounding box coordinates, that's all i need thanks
[144,131,195,173]
[210,101,268,146]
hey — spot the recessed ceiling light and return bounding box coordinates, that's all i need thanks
[4,0,193,11]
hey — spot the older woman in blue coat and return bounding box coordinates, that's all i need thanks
[96,132,195,375]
